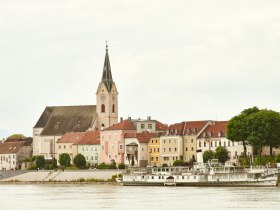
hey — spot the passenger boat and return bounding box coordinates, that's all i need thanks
[121,159,279,187]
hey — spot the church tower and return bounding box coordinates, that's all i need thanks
[96,43,118,130]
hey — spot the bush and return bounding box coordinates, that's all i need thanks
[32,155,45,169]
[59,153,71,167]
[173,160,185,166]
[97,163,110,169]
[27,164,37,170]
[215,146,230,164]
[65,166,79,170]
[73,154,86,169]
[162,163,168,167]
[275,154,280,163]
[118,163,125,169]
[203,150,215,163]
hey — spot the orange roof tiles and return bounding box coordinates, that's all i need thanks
[104,120,136,131]
[76,130,100,145]
[57,132,86,144]
[0,141,25,154]
[197,121,227,138]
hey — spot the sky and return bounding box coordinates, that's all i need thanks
[1,0,280,139]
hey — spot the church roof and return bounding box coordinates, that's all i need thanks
[35,105,96,136]
[101,44,114,92]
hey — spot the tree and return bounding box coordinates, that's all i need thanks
[59,153,71,167]
[246,109,280,156]
[73,154,86,169]
[215,146,229,163]
[32,155,45,169]
[203,150,215,163]
[173,160,185,166]
[227,107,260,156]
[118,163,125,169]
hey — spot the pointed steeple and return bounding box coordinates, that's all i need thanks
[101,41,114,92]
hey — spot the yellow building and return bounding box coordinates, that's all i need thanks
[148,137,161,166]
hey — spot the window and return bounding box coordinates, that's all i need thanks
[59,146,61,149]
[102,145,104,149]
[91,147,93,151]
[112,144,114,149]
[224,142,226,147]
[199,142,201,147]
[91,156,93,160]
[141,124,145,129]
[95,147,97,151]
[164,157,169,161]
[115,155,118,159]
[211,142,213,147]
[228,141,230,147]
[164,148,166,152]
[191,139,194,143]
[175,147,177,152]
[142,148,144,151]
[169,148,171,152]
[119,144,123,150]
[204,142,206,147]
[164,140,166,144]
[148,124,152,129]
[152,140,153,143]
[86,156,88,160]
[156,157,158,161]
[191,147,194,151]
[151,157,154,161]
[186,147,188,151]
[64,145,66,149]
[219,142,221,146]
[169,139,171,143]
[109,155,111,159]
[154,148,156,152]
[70,145,72,149]
[101,104,105,112]
[157,148,159,152]
[112,104,115,113]
[156,140,157,143]
[95,156,98,160]
[215,142,217,147]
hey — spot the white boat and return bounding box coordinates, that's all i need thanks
[121,160,279,187]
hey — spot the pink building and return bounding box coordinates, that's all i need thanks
[100,120,136,164]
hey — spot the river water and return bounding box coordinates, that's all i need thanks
[0,184,279,210]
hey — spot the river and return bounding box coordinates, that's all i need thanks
[0,184,279,210]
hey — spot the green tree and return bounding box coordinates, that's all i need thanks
[59,153,71,167]
[32,155,45,169]
[173,160,185,166]
[227,107,260,156]
[73,154,86,169]
[246,109,280,156]
[203,150,215,163]
[215,146,229,163]
[118,163,125,169]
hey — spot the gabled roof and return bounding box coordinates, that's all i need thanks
[57,132,86,144]
[197,121,227,139]
[0,141,26,154]
[154,120,168,131]
[5,137,33,146]
[183,121,210,135]
[35,105,96,136]
[76,130,100,145]
[104,120,136,131]
[124,132,157,143]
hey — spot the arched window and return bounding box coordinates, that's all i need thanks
[101,104,105,113]
[112,104,115,113]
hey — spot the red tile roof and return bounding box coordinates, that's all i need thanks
[197,121,227,138]
[154,120,168,131]
[104,120,136,131]
[124,132,157,143]
[57,132,86,144]
[0,141,25,154]
[183,121,209,135]
[76,130,100,145]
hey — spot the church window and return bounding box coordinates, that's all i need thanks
[112,104,115,113]
[101,104,105,113]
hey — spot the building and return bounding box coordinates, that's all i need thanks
[33,44,118,159]
[100,117,167,165]
[197,121,253,162]
[124,132,157,167]
[56,132,86,163]
[75,130,100,166]
[0,139,32,170]
[148,137,161,167]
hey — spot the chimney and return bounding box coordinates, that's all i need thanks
[120,117,123,122]
[128,116,131,121]
[147,116,151,121]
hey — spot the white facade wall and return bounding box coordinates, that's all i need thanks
[0,154,17,170]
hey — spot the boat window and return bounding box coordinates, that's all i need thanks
[152,176,154,179]
[159,176,161,179]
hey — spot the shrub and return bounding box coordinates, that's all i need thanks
[118,163,125,169]
[173,160,185,166]
[27,164,37,170]
[275,154,280,163]
[65,166,79,170]
[59,153,71,167]
[32,155,45,169]
[203,150,215,163]
[97,163,110,169]
[162,163,168,167]
[73,154,86,169]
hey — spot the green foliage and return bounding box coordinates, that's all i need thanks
[97,162,117,169]
[65,166,79,170]
[27,164,37,170]
[59,153,71,167]
[162,163,168,167]
[214,146,230,163]
[227,107,260,156]
[118,163,125,169]
[109,160,117,169]
[275,154,280,163]
[173,160,185,166]
[73,154,86,169]
[203,150,215,163]
[7,134,26,139]
[32,155,45,169]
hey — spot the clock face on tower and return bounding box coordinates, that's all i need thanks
[100,93,106,100]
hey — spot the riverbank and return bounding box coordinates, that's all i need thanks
[0,170,124,184]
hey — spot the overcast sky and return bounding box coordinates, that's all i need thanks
[1,0,280,138]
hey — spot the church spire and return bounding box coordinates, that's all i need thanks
[101,41,113,92]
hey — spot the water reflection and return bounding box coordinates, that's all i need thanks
[0,185,279,210]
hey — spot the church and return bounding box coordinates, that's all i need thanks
[33,44,118,159]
